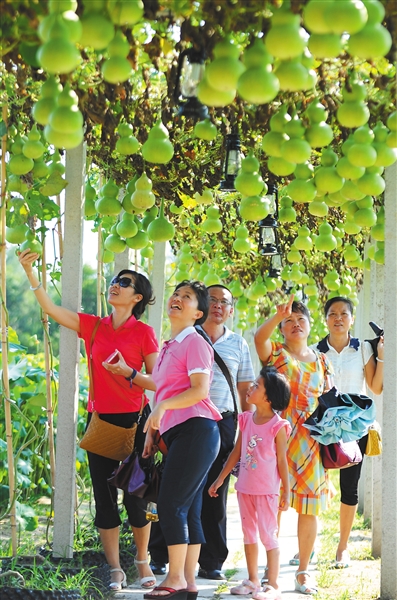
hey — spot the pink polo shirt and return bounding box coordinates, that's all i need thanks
[152,326,222,435]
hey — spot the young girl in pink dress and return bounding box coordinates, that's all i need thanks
[209,366,291,600]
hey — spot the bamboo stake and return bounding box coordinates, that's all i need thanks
[55,194,64,260]
[40,226,56,490]
[1,105,17,556]
[96,223,102,317]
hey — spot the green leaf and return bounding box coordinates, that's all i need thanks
[6,358,28,381]
[26,393,46,409]
[0,121,7,137]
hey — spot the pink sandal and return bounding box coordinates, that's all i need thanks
[230,580,261,595]
[252,585,282,600]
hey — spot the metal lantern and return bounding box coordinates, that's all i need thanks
[258,183,280,255]
[269,253,282,277]
[219,133,242,191]
[174,47,208,120]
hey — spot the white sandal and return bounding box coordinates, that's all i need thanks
[135,558,157,588]
[109,568,127,591]
[294,570,318,595]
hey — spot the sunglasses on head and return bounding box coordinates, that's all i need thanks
[110,276,135,289]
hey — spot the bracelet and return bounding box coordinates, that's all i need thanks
[376,358,384,363]
[125,368,138,387]
[30,282,42,291]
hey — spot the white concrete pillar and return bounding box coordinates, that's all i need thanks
[356,264,373,518]
[52,143,86,558]
[381,162,397,599]
[148,242,166,344]
[114,247,131,274]
[371,262,384,557]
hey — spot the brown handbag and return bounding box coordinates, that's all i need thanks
[79,319,144,461]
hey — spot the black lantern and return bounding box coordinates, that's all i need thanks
[174,48,209,120]
[268,253,282,277]
[219,133,242,191]
[258,183,280,255]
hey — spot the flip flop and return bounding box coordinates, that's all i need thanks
[144,587,189,600]
[289,549,317,566]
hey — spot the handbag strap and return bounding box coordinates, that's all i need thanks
[195,326,238,418]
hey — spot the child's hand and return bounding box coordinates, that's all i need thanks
[279,491,290,511]
[208,478,223,497]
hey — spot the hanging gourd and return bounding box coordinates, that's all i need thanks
[337,79,370,128]
[141,205,159,230]
[203,266,222,286]
[205,35,245,93]
[147,198,176,242]
[95,179,122,216]
[194,188,214,205]
[20,229,43,255]
[194,119,217,141]
[142,120,174,164]
[314,221,337,252]
[202,206,222,234]
[116,213,139,238]
[235,151,266,197]
[81,10,115,50]
[239,195,270,221]
[6,224,29,245]
[229,280,244,297]
[265,3,308,60]
[37,15,80,74]
[101,30,132,84]
[45,82,84,149]
[32,76,62,126]
[233,225,251,254]
[8,134,34,176]
[131,173,156,211]
[347,0,391,59]
[22,125,46,160]
[116,123,140,155]
[197,73,236,107]
[107,0,144,25]
[125,228,149,250]
[294,226,313,251]
[237,38,279,105]
[314,148,345,194]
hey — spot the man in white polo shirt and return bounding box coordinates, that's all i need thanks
[149,284,255,580]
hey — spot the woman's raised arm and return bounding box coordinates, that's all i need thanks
[254,294,294,362]
[19,249,80,332]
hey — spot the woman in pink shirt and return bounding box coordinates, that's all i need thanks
[143,281,221,600]
[209,366,291,600]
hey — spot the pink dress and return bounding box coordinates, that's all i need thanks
[235,411,291,549]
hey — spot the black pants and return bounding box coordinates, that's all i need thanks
[339,434,368,506]
[159,417,220,546]
[149,413,236,569]
[87,405,150,529]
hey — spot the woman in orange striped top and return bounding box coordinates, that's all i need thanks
[254,295,332,596]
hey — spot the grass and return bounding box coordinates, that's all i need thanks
[315,471,380,600]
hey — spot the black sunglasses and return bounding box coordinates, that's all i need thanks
[110,276,135,289]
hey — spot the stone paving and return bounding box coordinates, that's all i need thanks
[114,491,315,599]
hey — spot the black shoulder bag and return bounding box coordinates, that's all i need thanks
[195,326,239,423]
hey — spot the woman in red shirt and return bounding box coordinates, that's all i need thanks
[19,249,159,592]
